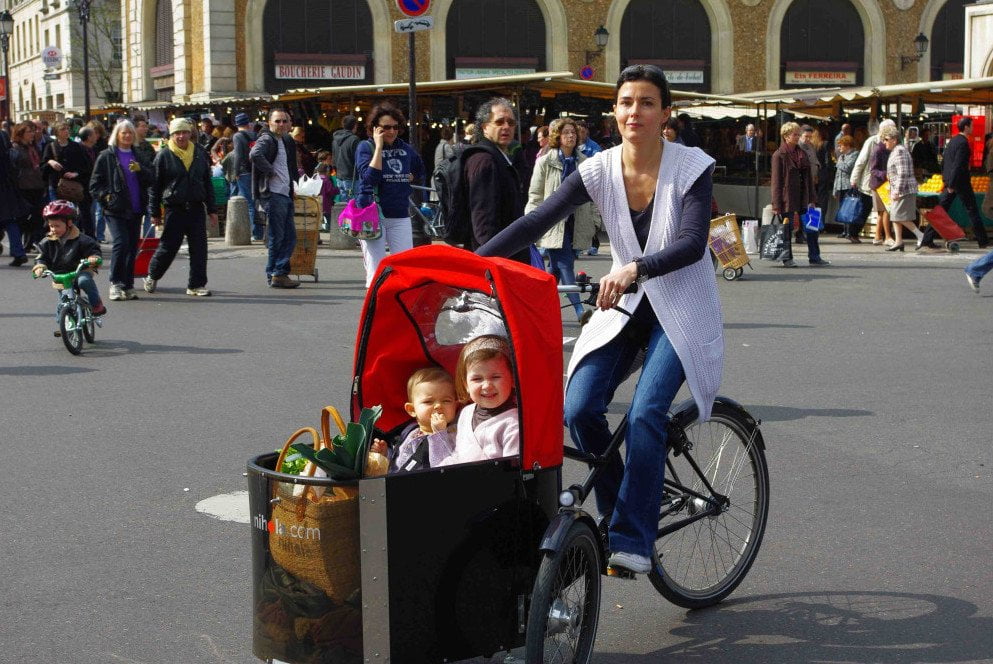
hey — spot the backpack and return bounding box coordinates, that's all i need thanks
[430,143,486,246]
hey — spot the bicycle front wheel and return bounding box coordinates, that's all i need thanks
[649,402,769,608]
[525,521,602,664]
[59,306,84,355]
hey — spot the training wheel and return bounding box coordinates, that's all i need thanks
[947,241,960,253]
[722,267,738,281]
[735,267,744,279]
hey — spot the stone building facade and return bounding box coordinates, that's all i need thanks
[118,0,973,106]
[2,0,123,120]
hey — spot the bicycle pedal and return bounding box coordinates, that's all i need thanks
[94,317,104,328]
[606,565,637,580]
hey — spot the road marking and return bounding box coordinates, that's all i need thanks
[195,490,250,524]
[563,336,576,345]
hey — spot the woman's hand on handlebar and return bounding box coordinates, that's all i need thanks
[596,263,639,310]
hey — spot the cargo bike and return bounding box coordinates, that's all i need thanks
[248,245,769,664]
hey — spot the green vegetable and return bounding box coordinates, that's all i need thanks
[287,406,384,480]
[277,449,309,475]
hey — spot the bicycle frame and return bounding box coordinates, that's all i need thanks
[561,415,729,534]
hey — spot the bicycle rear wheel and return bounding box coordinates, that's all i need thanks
[59,306,84,355]
[649,402,769,608]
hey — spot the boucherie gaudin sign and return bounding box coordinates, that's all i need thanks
[275,64,366,80]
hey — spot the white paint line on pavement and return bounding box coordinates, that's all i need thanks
[563,336,576,345]
[195,490,250,524]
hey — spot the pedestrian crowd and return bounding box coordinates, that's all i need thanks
[5,89,993,318]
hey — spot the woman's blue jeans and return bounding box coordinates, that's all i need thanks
[547,225,583,317]
[564,312,686,558]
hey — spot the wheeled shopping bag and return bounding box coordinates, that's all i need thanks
[290,195,321,282]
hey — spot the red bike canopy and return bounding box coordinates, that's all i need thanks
[351,245,565,470]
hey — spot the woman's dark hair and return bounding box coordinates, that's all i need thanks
[664,117,680,132]
[367,102,406,135]
[616,64,672,108]
[440,125,454,141]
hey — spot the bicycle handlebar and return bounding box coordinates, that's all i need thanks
[32,258,102,287]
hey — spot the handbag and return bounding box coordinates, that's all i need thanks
[269,425,361,603]
[57,177,85,203]
[836,189,865,224]
[802,207,823,232]
[759,214,793,262]
[336,198,383,240]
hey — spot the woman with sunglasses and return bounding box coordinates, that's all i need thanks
[354,102,425,287]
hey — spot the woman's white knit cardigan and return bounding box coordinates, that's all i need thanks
[572,141,724,422]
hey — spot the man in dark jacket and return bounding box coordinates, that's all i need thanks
[251,109,300,289]
[144,118,217,296]
[920,116,989,249]
[231,113,260,239]
[464,98,530,264]
[332,115,361,199]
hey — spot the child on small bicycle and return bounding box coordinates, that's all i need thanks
[436,335,519,466]
[375,367,459,473]
[31,200,106,317]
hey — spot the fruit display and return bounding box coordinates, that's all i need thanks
[918,173,991,193]
[918,174,943,193]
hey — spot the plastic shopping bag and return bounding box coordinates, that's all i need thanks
[802,207,823,232]
[742,219,759,254]
[296,174,324,197]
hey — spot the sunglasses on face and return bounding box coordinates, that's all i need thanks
[378,124,400,131]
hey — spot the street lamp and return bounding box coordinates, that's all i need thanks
[69,0,92,120]
[0,10,13,123]
[900,32,929,70]
[584,25,609,65]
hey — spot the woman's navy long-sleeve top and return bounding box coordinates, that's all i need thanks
[477,169,712,278]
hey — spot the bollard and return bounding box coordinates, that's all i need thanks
[226,195,252,246]
[324,202,361,250]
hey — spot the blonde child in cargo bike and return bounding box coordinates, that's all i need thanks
[437,335,520,466]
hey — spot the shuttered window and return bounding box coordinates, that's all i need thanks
[931,0,967,80]
[780,0,864,85]
[154,0,174,67]
[445,0,545,78]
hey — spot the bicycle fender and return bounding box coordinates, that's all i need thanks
[668,395,765,451]
[539,510,600,555]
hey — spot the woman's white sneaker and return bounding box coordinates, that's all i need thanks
[608,551,652,574]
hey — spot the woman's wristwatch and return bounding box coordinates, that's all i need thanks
[632,257,649,284]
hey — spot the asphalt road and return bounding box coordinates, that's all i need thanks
[0,235,990,664]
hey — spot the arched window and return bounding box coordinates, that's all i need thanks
[620,0,712,92]
[930,0,967,80]
[263,0,373,93]
[780,0,864,87]
[154,0,173,67]
[446,0,545,79]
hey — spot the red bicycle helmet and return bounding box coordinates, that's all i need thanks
[43,200,80,219]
